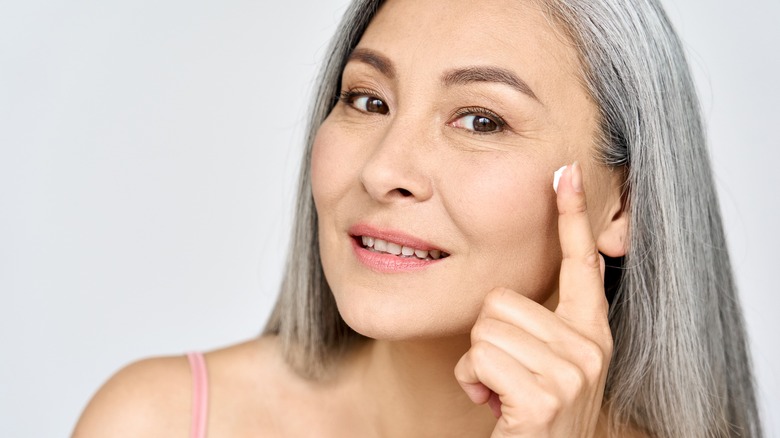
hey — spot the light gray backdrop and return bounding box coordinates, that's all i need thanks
[1,1,777,436]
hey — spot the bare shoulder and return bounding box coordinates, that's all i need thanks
[206,336,360,435]
[73,336,346,437]
[72,355,191,438]
[71,338,281,437]
[204,336,312,434]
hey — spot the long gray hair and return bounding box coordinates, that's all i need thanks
[264,0,762,436]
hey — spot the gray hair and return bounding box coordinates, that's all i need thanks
[264,0,762,436]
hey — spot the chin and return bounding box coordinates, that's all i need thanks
[333,289,477,341]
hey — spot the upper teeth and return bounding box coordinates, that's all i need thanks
[361,236,445,260]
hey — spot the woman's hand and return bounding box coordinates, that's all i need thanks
[454,162,613,438]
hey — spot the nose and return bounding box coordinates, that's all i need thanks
[359,119,434,204]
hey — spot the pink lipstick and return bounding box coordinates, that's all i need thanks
[348,224,449,273]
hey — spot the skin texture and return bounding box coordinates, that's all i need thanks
[312,0,626,341]
[73,0,631,436]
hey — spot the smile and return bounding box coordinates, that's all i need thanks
[359,236,449,260]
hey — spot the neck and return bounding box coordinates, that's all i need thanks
[350,336,497,438]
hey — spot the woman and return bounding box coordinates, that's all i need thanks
[73,0,762,436]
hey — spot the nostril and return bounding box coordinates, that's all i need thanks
[397,188,413,197]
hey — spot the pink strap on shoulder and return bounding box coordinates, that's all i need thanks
[186,352,209,438]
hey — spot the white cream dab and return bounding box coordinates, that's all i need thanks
[553,165,567,193]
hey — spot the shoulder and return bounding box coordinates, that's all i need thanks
[73,337,348,436]
[72,354,192,438]
[205,336,358,435]
[204,336,314,434]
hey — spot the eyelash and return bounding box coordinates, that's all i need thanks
[338,88,385,110]
[450,106,508,135]
[338,88,509,134]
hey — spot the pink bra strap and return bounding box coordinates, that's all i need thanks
[186,352,209,438]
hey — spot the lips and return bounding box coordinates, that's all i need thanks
[359,235,447,260]
[348,223,449,272]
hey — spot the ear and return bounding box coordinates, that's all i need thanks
[595,172,629,258]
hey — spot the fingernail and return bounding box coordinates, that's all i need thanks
[553,165,567,193]
[571,161,583,192]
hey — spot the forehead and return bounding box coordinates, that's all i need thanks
[355,0,585,105]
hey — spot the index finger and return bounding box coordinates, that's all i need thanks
[554,162,608,321]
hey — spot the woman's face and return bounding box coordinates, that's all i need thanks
[311,0,621,340]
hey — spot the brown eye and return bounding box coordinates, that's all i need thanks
[353,95,389,114]
[473,116,497,132]
[451,114,504,133]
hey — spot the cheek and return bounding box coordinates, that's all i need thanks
[442,156,560,300]
[311,120,352,212]
[447,157,556,241]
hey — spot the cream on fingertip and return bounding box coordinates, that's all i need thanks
[553,165,567,193]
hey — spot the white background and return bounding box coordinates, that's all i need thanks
[1,1,777,436]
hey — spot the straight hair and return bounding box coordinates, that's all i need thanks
[264,1,762,436]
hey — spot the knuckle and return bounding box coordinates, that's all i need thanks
[535,391,563,423]
[559,362,587,396]
[574,193,589,212]
[473,317,502,343]
[601,330,615,358]
[470,319,491,344]
[500,413,529,435]
[453,357,467,381]
[578,339,608,379]
[469,325,480,345]
[470,340,494,364]
[500,417,524,434]
[595,294,611,315]
[482,288,509,315]
[583,247,601,270]
[559,196,588,216]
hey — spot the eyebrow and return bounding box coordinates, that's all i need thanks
[346,48,539,102]
[347,48,396,79]
[442,66,539,102]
